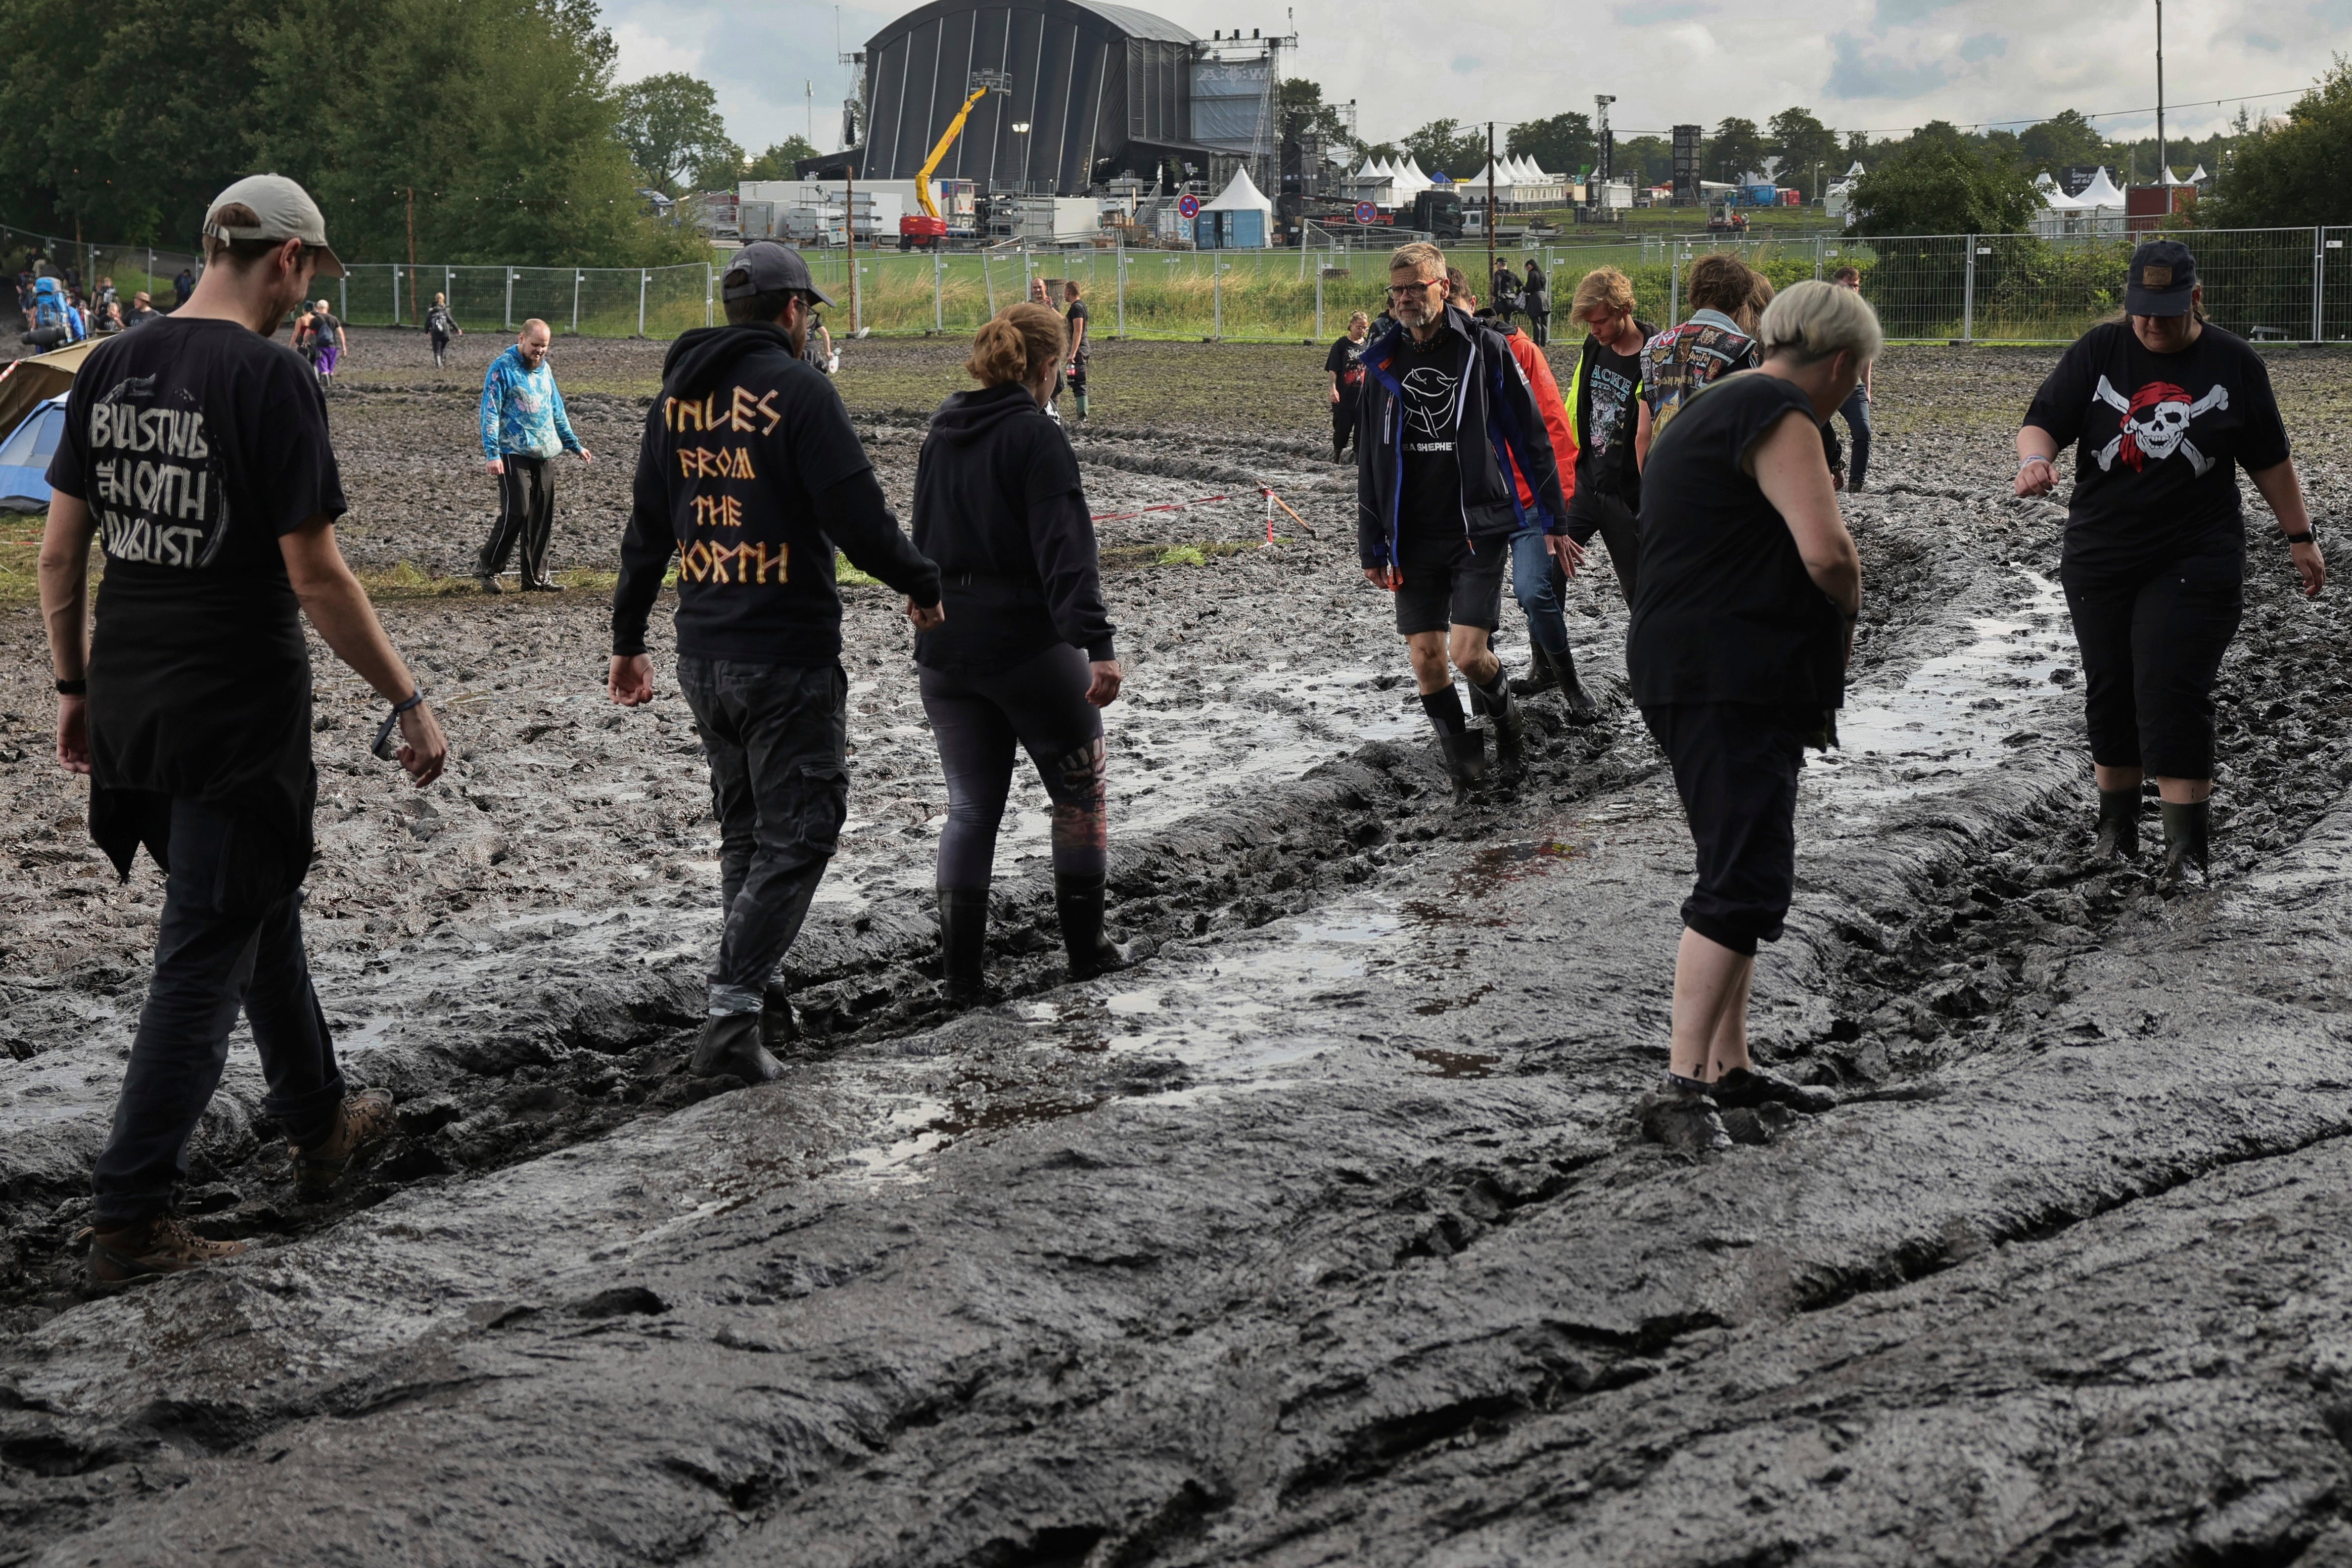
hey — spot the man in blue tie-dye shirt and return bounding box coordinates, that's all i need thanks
[475,318,594,593]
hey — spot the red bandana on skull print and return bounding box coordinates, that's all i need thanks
[2116,381,2193,472]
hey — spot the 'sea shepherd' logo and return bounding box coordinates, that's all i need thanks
[2091,374,2229,476]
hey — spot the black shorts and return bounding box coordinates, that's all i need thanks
[1641,702,1815,957]
[1394,534,1507,636]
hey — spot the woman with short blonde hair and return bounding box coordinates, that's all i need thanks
[1324,308,1373,462]
[914,303,1137,1003]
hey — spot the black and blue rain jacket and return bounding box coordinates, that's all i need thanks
[1354,305,1567,569]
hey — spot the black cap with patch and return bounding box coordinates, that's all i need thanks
[721,241,836,308]
[2126,238,2198,317]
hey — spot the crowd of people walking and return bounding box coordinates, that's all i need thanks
[27,168,2327,1279]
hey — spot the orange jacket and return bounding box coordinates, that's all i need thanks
[1503,328,1578,515]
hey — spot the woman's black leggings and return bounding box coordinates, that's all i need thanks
[2061,549,2243,780]
[920,642,1107,892]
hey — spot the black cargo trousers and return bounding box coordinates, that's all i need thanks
[91,795,346,1225]
[676,656,851,1017]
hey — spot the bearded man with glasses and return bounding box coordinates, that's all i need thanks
[1355,242,1573,792]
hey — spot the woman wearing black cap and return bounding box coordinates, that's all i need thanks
[2017,238,2325,883]
[913,302,1139,1003]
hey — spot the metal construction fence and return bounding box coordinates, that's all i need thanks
[9,221,2352,347]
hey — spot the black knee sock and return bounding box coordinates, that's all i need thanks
[1419,687,1466,734]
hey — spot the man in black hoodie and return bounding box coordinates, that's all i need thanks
[610,242,943,1084]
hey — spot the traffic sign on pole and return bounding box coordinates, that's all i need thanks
[1177,193,1201,220]
[1353,201,1377,224]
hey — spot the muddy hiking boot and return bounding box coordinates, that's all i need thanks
[691,1012,785,1085]
[292,1088,397,1200]
[1711,1065,1837,1115]
[1055,873,1148,982]
[2094,788,2142,860]
[938,888,990,1007]
[2160,799,2212,888]
[1643,1074,1732,1156]
[476,573,503,595]
[84,1214,246,1290]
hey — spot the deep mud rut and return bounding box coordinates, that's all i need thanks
[5,335,2352,1566]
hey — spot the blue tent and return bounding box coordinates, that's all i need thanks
[0,395,67,512]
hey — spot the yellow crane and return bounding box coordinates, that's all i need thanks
[901,74,1005,246]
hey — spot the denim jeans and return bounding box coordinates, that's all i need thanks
[91,795,346,1225]
[676,656,849,1016]
[1838,387,1872,489]
[1508,528,1572,657]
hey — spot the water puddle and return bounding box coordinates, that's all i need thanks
[1812,571,2075,809]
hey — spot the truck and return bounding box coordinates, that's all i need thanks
[1408,189,1464,242]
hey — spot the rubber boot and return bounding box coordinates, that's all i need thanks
[1552,643,1600,723]
[1072,391,1089,422]
[690,1012,783,1085]
[1437,725,1488,793]
[1470,675,1526,774]
[1054,873,1143,982]
[2093,788,2141,860]
[2160,799,2211,888]
[1508,642,1561,697]
[759,982,799,1052]
[938,888,990,1006]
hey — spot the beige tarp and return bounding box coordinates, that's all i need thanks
[0,337,94,439]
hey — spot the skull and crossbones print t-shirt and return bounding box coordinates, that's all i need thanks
[2023,320,2289,575]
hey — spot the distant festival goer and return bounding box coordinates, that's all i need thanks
[426,291,462,369]
[2016,238,2324,883]
[1565,266,1654,607]
[1629,279,1871,1151]
[610,242,942,1081]
[1523,256,1550,346]
[1325,309,1370,462]
[1357,241,1572,791]
[39,175,443,1284]
[1830,267,1873,490]
[911,303,1139,1004]
[1063,278,1091,422]
[475,319,592,593]
[303,298,345,381]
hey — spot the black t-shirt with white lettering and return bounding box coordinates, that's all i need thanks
[47,316,346,881]
[1395,329,1469,544]
[1324,333,1367,396]
[2023,320,2288,578]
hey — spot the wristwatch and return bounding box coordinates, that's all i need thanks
[2283,526,2318,544]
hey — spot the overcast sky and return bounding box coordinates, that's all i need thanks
[601,0,2330,158]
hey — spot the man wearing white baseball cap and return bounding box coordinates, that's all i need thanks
[36,173,447,1287]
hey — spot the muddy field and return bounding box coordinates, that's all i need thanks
[5,328,2352,1565]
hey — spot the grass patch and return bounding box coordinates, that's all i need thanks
[1099,538,1258,570]
[0,514,43,608]
[349,561,626,599]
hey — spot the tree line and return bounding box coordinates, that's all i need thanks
[0,0,793,267]
[1303,73,2347,232]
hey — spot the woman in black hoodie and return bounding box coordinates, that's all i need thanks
[915,303,1136,1003]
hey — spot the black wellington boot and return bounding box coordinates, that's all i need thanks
[759,982,799,1052]
[1508,642,1561,697]
[1054,873,1146,982]
[690,1012,784,1085]
[2094,788,2141,860]
[1437,724,1488,793]
[1551,642,1600,724]
[2160,799,2211,888]
[938,888,990,1006]
[1470,676,1527,773]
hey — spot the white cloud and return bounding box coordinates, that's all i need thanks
[610,18,713,82]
